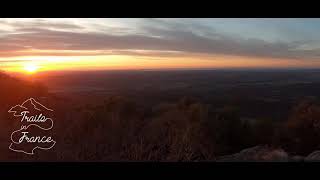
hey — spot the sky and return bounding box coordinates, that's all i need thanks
[1,18,320,73]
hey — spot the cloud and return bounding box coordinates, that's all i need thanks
[0,19,319,61]
[0,49,187,58]
[0,19,83,30]
[0,60,32,63]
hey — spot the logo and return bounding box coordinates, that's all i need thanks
[8,98,56,155]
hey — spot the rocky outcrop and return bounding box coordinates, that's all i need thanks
[215,145,320,162]
[216,145,289,162]
[289,155,304,162]
[305,151,320,161]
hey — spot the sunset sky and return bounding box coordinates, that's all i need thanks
[1,18,320,73]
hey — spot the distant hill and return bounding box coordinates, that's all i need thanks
[0,72,48,110]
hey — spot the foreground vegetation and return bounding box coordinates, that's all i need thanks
[1,72,320,161]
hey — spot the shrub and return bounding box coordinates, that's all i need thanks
[276,99,320,155]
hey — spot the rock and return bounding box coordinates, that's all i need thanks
[305,151,320,161]
[216,145,289,162]
[290,155,304,162]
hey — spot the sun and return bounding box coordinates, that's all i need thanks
[23,64,39,73]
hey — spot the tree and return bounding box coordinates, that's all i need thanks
[278,99,320,155]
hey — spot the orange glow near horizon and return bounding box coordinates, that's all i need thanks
[2,53,320,74]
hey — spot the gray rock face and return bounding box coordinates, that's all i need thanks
[290,155,304,162]
[305,151,320,161]
[214,145,320,162]
[216,145,289,162]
